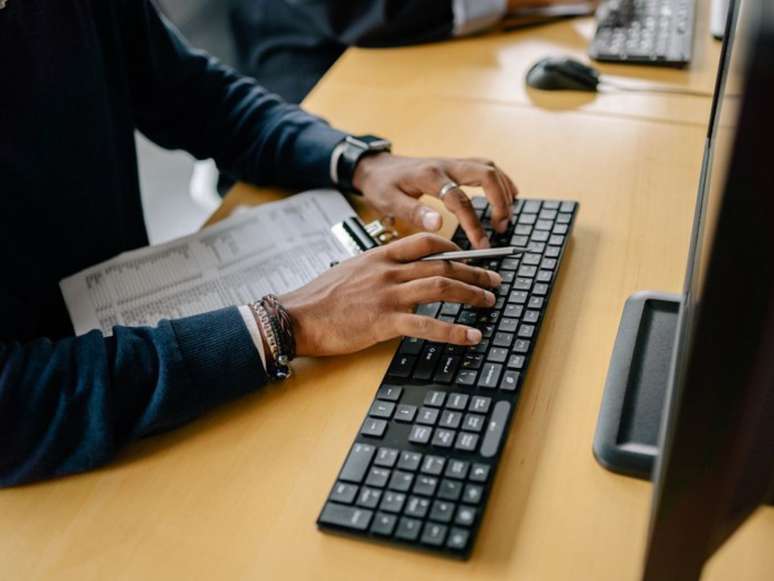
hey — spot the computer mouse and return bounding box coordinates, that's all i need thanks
[526,57,601,92]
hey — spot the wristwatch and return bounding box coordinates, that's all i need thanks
[335,135,392,194]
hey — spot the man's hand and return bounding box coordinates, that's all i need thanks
[279,234,502,357]
[353,154,518,249]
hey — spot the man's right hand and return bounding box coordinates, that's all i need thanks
[279,233,502,357]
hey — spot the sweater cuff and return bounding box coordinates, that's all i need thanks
[293,123,348,188]
[171,306,268,411]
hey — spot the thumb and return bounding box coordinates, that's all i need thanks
[386,188,443,232]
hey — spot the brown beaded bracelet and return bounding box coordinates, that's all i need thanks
[248,295,296,380]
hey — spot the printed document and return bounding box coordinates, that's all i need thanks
[61,190,355,335]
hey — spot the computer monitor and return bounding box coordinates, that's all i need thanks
[594,0,774,578]
[642,0,774,578]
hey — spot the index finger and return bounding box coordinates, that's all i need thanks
[447,160,513,233]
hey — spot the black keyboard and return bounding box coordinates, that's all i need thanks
[317,197,578,558]
[589,0,696,66]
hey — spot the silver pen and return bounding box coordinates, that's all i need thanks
[420,246,528,262]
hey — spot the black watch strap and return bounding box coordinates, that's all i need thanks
[336,135,392,194]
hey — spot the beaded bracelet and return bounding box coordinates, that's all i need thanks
[248,295,296,380]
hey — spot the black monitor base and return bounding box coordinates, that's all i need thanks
[593,291,681,480]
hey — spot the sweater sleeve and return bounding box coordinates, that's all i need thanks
[125,0,347,188]
[0,307,267,488]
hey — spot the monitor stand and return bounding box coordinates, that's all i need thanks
[593,291,681,480]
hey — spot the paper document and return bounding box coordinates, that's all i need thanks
[61,190,355,336]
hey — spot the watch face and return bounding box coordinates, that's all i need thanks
[347,135,392,151]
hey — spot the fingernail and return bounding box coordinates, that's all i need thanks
[489,271,503,286]
[421,209,442,231]
[466,328,482,344]
[485,291,496,305]
[478,237,491,249]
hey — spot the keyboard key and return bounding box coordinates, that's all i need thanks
[523,200,541,213]
[357,487,383,509]
[440,302,461,316]
[536,270,552,283]
[424,390,446,407]
[461,353,484,370]
[552,223,568,235]
[535,219,552,231]
[388,355,415,378]
[508,290,528,304]
[369,400,395,419]
[319,503,373,531]
[417,406,439,425]
[446,392,469,410]
[532,283,549,296]
[447,528,471,551]
[455,370,477,386]
[404,496,431,518]
[469,463,491,483]
[504,304,523,318]
[429,500,455,523]
[339,443,375,483]
[518,324,535,339]
[438,479,463,501]
[457,310,477,325]
[388,470,414,492]
[409,425,432,445]
[518,265,537,278]
[444,460,469,481]
[507,354,525,369]
[523,309,540,323]
[433,355,460,383]
[370,512,397,536]
[413,344,442,380]
[549,235,564,246]
[492,332,513,349]
[522,253,541,265]
[513,277,532,291]
[528,296,544,309]
[472,339,490,353]
[470,396,492,414]
[497,318,518,333]
[432,428,456,448]
[463,484,484,504]
[462,413,486,433]
[380,491,406,513]
[541,257,557,270]
[330,482,358,504]
[542,200,560,210]
[501,257,519,270]
[500,370,520,391]
[455,432,479,452]
[374,447,399,467]
[361,418,388,438]
[413,475,438,496]
[366,467,391,488]
[477,363,502,389]
[439,410,462,429]
[539,208,558,219]
[421,455,446,475]
[421,523,448,547]
[481,401,511,458]
[471,196,488,211]
[395,517,422,541]
[514,339,531,353]
[556,212,572,224]
[455,505,477,527]
[394,404,417,423]
[399,337,423,356]
[377,385,402,401]
[511,235,529,247]
[397,451,422,471]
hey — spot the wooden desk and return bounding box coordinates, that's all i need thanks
[2,3,772,580]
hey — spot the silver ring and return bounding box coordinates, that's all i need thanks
[437,181,459,201]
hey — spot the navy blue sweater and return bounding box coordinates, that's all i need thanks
[0,0,346,486]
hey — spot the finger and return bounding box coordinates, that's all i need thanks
[440,186,490,250]
[397,258,502,288]
[393,313,482,346]
[399,277,496,309]
[502,170,519,202]
[447,160,512,233]
[385,232,459,262]
[380,187,443,232]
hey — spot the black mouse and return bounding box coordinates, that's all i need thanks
[526,57,601,92]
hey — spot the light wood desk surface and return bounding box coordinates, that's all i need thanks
[2,4,772,580]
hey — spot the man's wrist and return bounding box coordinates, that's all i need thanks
[333,135,392,193]
[352,151,392,194]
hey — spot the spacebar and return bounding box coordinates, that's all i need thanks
[480,401,511,458]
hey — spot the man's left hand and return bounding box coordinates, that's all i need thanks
[352,154,518,249]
